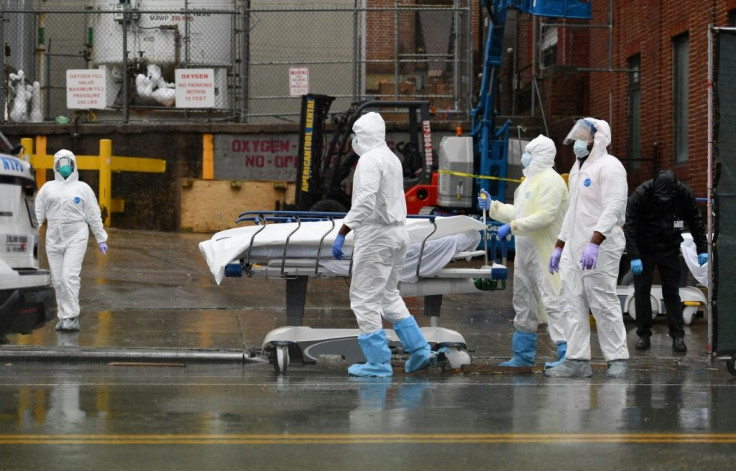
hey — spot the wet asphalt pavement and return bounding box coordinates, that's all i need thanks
[1,229,735,470]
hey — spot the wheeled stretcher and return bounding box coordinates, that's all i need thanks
[616,233,709,326]
[199,212,509,373]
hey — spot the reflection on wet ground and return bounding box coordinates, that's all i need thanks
[1,229,734,470]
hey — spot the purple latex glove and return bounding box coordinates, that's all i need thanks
[98,241,108,255]
[549,247,562,274]
[497,223,511,240]
[580,243,599,270]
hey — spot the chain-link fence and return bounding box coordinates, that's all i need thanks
[1,1,472,125]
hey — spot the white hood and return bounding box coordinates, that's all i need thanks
[523,134,556,177]
[53,149,79,183]
[352,112,387,156]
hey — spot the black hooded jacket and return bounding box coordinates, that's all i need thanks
[624,170,708,259]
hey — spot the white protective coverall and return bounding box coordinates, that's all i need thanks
[342,112,411,333]
[35,150,107,321]
[489,135,569,341]
[557,118,629,361]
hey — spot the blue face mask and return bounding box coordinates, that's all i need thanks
[59,165,72,179]
[520,152,532,168]
[573,140,590,158]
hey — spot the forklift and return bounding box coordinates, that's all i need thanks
[293,94,434,213]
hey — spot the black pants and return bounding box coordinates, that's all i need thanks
[633,247,684,340]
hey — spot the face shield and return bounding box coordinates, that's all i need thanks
[563,119,596,145]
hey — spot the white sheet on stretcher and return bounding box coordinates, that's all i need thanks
[199,215,485,285]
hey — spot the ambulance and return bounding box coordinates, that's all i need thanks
[0,131,55,343]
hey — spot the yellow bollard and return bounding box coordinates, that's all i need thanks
[20,137,33,163]
[35,135,47,188]
[203,133,214,180]
[99,139,112,227]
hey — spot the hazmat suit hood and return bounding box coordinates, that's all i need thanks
[523,134,556,177]
[584,117,611,161]
[53,149,79,183]
[352,112,387,156]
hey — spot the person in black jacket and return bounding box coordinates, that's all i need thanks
[624,170,708,352]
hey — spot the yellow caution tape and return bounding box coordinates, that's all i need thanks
[437,169,523,184]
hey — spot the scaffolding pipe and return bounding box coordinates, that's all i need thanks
[394,0,399,99]
[122,10,129,123]
[240,0,250,123]
[707,24,714,355]
[0,10,5,123]
[352,0,359,102]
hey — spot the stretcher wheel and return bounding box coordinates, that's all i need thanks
[438,346,471,370]
[682,306,698,326]
[275,345,290,374]
[727,355,736,377]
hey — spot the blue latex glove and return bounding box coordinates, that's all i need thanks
[580,243,599,270]
[631,259,643,275]
[497,223,511,240]
[549,247,562,274]
[332,234,345,259]
[98,241,108,255]
[698,253,708,266]
[477,189,491,211]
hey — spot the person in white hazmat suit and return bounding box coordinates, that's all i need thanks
[545,118,630,378]
[477,134,569,368]
[35,149,108,332]
[331,112,435,377]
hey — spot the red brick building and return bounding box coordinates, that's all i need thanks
[582,1,736,196]
[364,1,735,197]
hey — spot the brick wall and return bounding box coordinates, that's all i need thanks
[587,0,736,196]
[366,0,418,75]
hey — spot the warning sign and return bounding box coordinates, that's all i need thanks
[175,69,215,108]
[289,67,309,96]
[66,69,107,109]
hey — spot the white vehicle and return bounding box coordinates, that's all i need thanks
[0,131,55,343]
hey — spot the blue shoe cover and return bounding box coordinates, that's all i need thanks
[404,345,436,373]
[544,341,567,369]
[498,331,536,367]
[393,316,436,373]
[348,361,393,377]
[348,330,393,377]
[499,355,534,367]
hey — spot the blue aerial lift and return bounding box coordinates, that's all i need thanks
[295,1,592,215]
[471,0,591,204]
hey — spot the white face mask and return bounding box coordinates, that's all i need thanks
[520,152,532,168]
[573,139,590,158]
[352,135,359,151]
